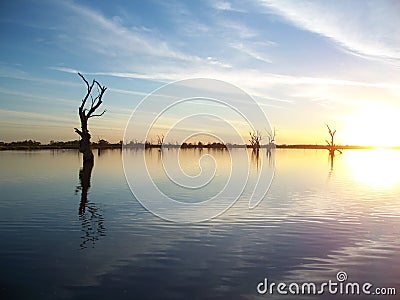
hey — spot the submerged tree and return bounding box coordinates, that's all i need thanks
[325,124,342,155]
[73,72,107,249]
[156,134,165,146]
[249,130,262,150]
[74,73,107,164]
[266,127,276,148]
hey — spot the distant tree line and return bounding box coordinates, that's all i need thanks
[0,139,122,150]
[124,139,231,149]
[0,139,43,149]
[181,141,227,149]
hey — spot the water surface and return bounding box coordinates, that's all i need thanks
[0,148,399,299]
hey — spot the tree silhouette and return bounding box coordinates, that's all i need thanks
[73,73,107,248]
[74,73,107,165]
[249,130,262,150]
[266,127,276,153]
[156,134,165,146]
[325,124,342,155]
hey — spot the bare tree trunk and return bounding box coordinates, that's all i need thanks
[76,118,94,164]
[74,72,107,165]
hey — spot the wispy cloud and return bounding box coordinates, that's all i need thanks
[57,1,399,92]
[219,19,259,39]
[53,1,204,67]
[0,109,76,124]
[209,0,245,12]
[0,66,79,87]
[211,1,234,11]
[52,63,400,123]
[229,41,273,63]
[54,65,400,90]
[257,0,400,63]
[49,1,249,78]
[0,87,75,104]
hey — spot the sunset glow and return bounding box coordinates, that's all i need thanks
[342,103,400,147]
[345,149,400,188]
[1,1,400,145]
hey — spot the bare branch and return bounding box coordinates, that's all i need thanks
[78,73,95,110]
[266,127,276,144]
[249,130,262,148]
[74,127,83,137]
[78,72,89,89]
[86,81,107,118]
[88,109,106,118]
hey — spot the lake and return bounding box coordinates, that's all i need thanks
[0,148,399,299]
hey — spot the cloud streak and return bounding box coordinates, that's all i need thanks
[51,1,240,75]
[258,0,400,63]
[53,65,400,90]
[51,1,400,95]
[59,1,200,63]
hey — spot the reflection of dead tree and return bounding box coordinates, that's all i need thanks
[266,147,273,166]
[75,162,105,249]
[251,148,260,171]
[329,152,335,173]
[79,201,106,249]
[249,130,262,150]
[77,162,93,214]
[325,124,342,156]
[74,73,107,165]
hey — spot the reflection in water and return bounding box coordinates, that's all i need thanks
[76,161,106,249]
[328,151,336,179]
[345,149,400,188]
[250,148,260,171]
[329,152,334,171]
[1,149,400,299]
[328,149,344,180]
[266,147,274,167]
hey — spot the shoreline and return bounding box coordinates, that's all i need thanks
[1,144,399,151]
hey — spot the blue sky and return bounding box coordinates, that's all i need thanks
[1,0,400,145]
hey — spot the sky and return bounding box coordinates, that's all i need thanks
[1,0,400,146]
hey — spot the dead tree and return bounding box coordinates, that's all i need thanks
[74,73,107,165]
[156,134,165,146]
[266,127,276,147]
[249,130,262,149]
[325,124,342,155]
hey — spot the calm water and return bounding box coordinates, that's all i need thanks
[0,148,399,299]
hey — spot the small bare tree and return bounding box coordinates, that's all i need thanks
[249,130,262,149]
[156,134,165,146]
[74,73,107,164]
[325,124,342,155]
[266,127,276,146]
